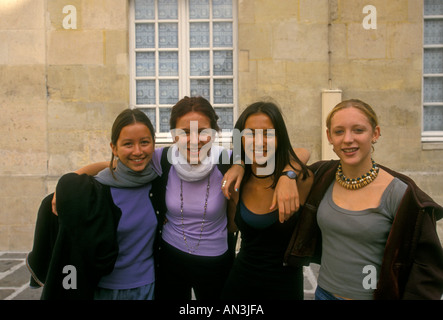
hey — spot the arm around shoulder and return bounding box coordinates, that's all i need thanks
[74,161,109,175]
[294,147,310,165]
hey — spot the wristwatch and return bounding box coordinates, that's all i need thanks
[281,170,297,180]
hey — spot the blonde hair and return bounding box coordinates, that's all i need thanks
[326,99,379,131]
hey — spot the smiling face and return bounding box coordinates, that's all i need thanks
[111,122,154,172]
[327,106,380,169]
[242,112,277,167]
[173,111,213,164]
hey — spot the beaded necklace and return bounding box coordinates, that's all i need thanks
[335,159,379,190]
[179,176,210,254]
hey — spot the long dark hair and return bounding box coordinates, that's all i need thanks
[110,108,155,173]
[234,101,309,188]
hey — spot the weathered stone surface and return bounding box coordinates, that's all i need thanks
[0,0,442,251]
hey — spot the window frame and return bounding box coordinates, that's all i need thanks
[422,6,443,142]
[129,0,238,144]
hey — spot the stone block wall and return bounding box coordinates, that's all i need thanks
[237,0,443,242]
[0,0,48,251]
[0,0,130,251]
[0,0,441,251]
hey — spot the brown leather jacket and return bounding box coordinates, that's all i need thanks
[284,160,443,300]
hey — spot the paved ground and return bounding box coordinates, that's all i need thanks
[0,251,319,300]
[0,252,42,300]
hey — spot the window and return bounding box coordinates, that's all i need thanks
[129,0,238,143]
[423,0,443,142]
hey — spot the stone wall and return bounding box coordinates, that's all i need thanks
[237,0,443,243]
[0,0,130,251]
[1,0,48,251]
[0,0,441,251]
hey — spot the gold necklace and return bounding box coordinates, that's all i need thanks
[335,159,379,190]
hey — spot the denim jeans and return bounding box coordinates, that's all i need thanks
[314,286,345,300]
[94,282,155,300]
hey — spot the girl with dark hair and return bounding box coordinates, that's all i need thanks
[28,108,163,300]
[108,108,156,176]
[152,96,234,300]
[92,108,161,300]
[221,101,314,300]
[233,101,309,188]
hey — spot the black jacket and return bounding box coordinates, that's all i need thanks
[26,173,165,300]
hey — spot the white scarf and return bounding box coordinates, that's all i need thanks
[169,144,224,182]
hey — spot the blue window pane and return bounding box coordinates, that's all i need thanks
[424,48,443,74]
[214,79,233,104]
[160,108,172,132]
[424,106,443,131]
[190,22,210,48]
[213,22,233,47]
[190,79,210,100]
[135,0,155,20]
[136,23,155,48]
[424,77,443,102]
[215,107,233,130]
[425,0,443,15]
[139,108,157,131]
[136,80,156,105]
[158,0,178,19]
[159,23,178,48]
[190,51,210,76]
[190,0,210,19]
[213,50,233,76]
[159,51,179,76]
[136,52,155,77]
[213,0,233,19]
[159,80,178,104]
[424,20,443,45]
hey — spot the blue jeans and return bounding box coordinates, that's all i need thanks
[314,286,345,300]
[94,282,155,300]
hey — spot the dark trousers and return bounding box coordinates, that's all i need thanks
[156,240,231,300]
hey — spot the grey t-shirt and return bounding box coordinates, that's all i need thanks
[317,177,408,300]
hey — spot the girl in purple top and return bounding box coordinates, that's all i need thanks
[90,109,161,300]
[154,96,236,300]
